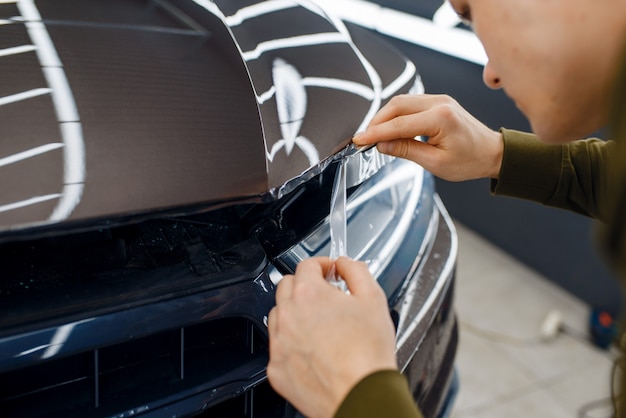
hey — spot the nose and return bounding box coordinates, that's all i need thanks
[482,61,502,90]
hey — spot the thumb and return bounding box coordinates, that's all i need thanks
[334,257,382,297]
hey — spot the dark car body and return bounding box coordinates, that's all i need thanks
[0,1,458,417]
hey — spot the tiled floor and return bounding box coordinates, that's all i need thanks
[451,221,618,418]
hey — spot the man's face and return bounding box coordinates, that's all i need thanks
[448,0,626,143]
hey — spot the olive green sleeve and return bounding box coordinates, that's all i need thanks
[334,370,423,418]
[490,128,617,221]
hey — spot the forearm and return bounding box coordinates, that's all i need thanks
[334,370,424,418]
[491,129,616,221]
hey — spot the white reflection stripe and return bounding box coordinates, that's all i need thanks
[303,77,374,100]
[0,143,64,168]
[192,0,220,16]
[14,318,95,359]
[17,344,49,357]
[225,0,297,26]
[0,194,61,213]
[41,323,74,359]
[43,67,79,122]
[433,1,462,28]
[242,32,347,61]
[259,70,418,105]
[310,3,382,132]
[45,318,95,358]
[0,44,36,57]
[257,77,375,104]
[49,124,85,221]
[17,0,86,222]
[50,184,83,221]
[60,122,85,184]
[18,0,62,66]
[257,86,276,104]
[22,20,62,67]
[0,87,51,106]
[382,60,416,99]
[0,0,17,3]
[396,196,459,349]
[312,0,487,65]
[41,324,76,359]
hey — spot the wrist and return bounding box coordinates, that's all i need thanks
[487,130,504,179]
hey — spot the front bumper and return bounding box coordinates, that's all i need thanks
[395,197,458,417]
[0,165,458,418]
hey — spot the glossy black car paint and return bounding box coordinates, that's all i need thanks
[0,0,414,235]
[0,1,457,417]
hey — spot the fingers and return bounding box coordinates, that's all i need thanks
[267,306,278,339]
[352,92,504,182]
[354,112,435,146]
[275,274,294,305]
[292,257,333,287]
[369,94,452,127]
[276,257,382,303]
[294,257,382,300]
[334,257,383,298]
[275,258,332,305]
[353,94,455,146]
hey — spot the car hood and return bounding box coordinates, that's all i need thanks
[0,0,418,237]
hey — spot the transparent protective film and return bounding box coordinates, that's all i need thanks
[326,159,348,292]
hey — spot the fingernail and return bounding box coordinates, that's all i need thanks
[352,131,364,143]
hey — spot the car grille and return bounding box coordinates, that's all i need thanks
[0,317,272,418]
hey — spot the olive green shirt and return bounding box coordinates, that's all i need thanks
[335,370,423,418]
[491,129,617,222]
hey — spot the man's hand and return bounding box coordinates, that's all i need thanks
[353,94,504,181]
[267,257,397,418]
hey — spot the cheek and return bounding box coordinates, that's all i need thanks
[526,88,603,144]
[525,54,608,141]
[490,41,557,107]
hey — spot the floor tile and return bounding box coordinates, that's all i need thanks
[454,223,589,341]
[450,221,617,417]
[454,388,571,418]
[492,331,614,382]
[451,328,534,412]
[543,359,616,417]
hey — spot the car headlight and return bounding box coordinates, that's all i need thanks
[275,146,436,297]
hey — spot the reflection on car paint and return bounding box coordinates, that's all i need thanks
[0,2,458,416]
[313,0,487,65]
[0,273,276,371]
[1,0,86,222]
[199,0,415,167]
[268,57,320,166]
[1,0,420,233]
[14,318,94,360]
